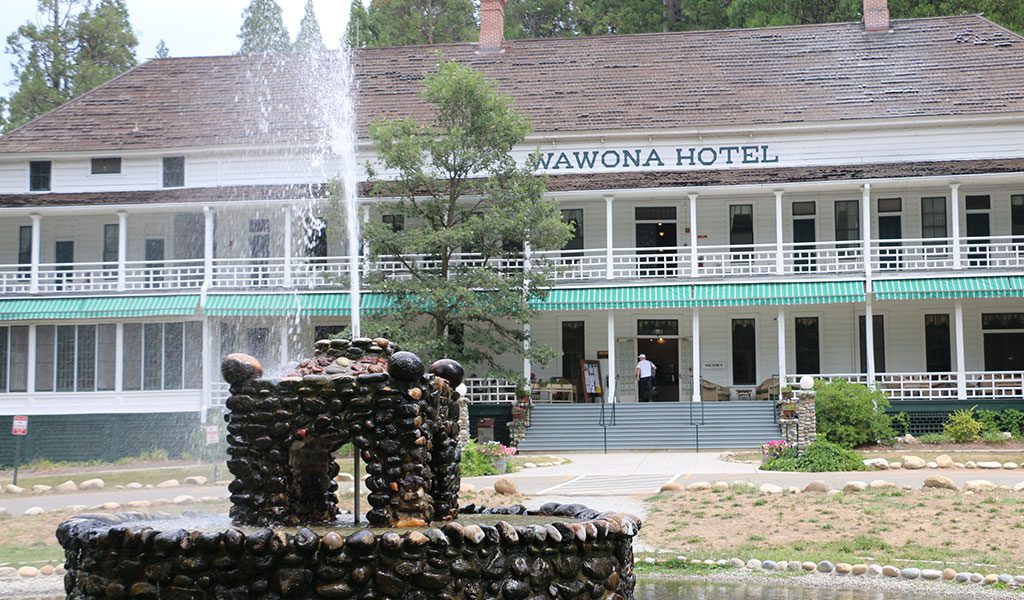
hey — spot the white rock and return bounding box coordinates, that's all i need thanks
[459,483,476,494]
[786,486,801,494]
[902,434,919,444]
[902,455,926,469]
[32,484,52,493]
[522,462,537,469]
[745,559,762,570]
[1002,431,1014,440]
[964,461,977,469]
[66,504,87,512]
[23,506,45,516]
[173,495,196,505]
[955,463,965,468]
[1003,462,1019,469]
[100,502,120,510]
[826,489,842,497]
[686,481,711,491]
[843,481,868,492]
[1013,481,1024,492]
[55,480,79,493]
[0,566,19,578]
[156,479,180,488]
[759,483,783,494]
[0,507,7,517]
[127,500,152,508]
[4,484,25,494]
[977,461,1002,470]
[965,480,997,492]
[183,476,208,486]
[867,564,883,576]
[926,462,939,469]
[17,566,39,577]
[125,482,143,489]
[935,454,955,468]
[39,565,54,576]
[712,481,731,492]
[923,475,958,491]
[869,480,895,489]
[889,462,903,469]
[803,480,829,493]
[79,478,105,490]
[864,458,889,470]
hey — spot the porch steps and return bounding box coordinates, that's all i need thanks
[516,402,779,451]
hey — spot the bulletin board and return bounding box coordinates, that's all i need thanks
[579,359,604,400]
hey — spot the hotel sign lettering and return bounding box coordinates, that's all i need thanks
[530,144,779,172]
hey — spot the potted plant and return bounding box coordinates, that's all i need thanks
[478,441,517,474]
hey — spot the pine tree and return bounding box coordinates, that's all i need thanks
[73,0,138,92]
[294,0,326,53]
[345,0,376,47]
[238,0,291,54]
[155,39,170,58]
[504,0,577,39]
[367,0,476,46]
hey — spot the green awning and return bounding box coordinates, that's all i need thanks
[874,276,1024,301]
[530,285,692,311]
[205,293,350,317]
[0,295,200,321]
[360,293,397,314]
[692,281,865,307]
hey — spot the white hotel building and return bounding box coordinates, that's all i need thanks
[1,0,1023,456]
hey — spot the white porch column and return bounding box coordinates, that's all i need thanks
[279,324,289,367]
[283,207,293,288]
[522,241,532,382]
[203,207,214,289]
[606,311,616,403]
[361,204,371,280]
[950,183,962,269]
[691,308,701,402]
[688,193,698,277]
[201,316,212,424]
[117,211,127,291]
[604,195,614,279]
[27,324,37,394]
[777,307,786,388]
[954,300,967,400]
[114,323,124,393]
[862,183,872,281]
[774,190,784,274]
[865,297,876,387]
[29,214,40,293]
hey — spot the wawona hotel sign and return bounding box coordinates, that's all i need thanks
[531,145,779,171]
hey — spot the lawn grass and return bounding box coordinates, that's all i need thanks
[642,487,1024,574]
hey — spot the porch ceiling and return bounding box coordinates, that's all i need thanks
[0,295,200,321]
[874,276,1024,301]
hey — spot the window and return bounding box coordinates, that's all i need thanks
[162,157,184,187]
[983,313,1024,371]
[794,317,820,375]
[103,224,119,265]
[1012,195,1024,237]
[121,322,200,392]
[91,157,121,174]
[731,319,756,386]
[143,323,164,390]
[76,325,96,391]
[382,214,404,232]
[834,200,860,242]
[8,326,29,392]
[250,219,270,258]
[29,161,51,191]
[792,202,816,216]
[164,323,183,390]
[18,226,31,270]
[858,315,886,373]
[729,204,754,246]
[965,195,991,210]
[123,323,143,391]
[307,222,327,258]
[635,207,676,221]
[0,328,6,393]
[921,197,947,239]
[35,325,55,391]
[877,198,902,213]
[561,321,585,388]
[561,209,583,251]
[638,320,678,337]
[925,314,951,373]
[96,325,116,391]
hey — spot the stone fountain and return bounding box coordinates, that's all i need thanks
[56,337,640,599]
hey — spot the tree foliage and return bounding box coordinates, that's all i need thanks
[294,0,326,53]
[239,0,291,54]
[155,39,170,58]
[815,379,896,448]
[362,60,571,376]
[346,0,377,47]
[352,0,477,47]
[4,0,137,132]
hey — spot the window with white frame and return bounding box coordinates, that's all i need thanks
[34,324,116,392]
[921,197,947,239]
[122,322,202,391]
[0,326,30,392]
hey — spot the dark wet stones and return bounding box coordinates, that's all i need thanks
[389,351,426,381]
[221,353,264,385]
[429,359,465,388]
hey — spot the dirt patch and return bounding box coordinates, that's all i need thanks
[642,487,1024,572]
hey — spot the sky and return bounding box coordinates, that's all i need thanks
[0,0,353,97]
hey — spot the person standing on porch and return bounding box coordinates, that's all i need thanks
[636,354,657,402]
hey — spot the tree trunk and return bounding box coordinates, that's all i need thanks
[663,0,681,31]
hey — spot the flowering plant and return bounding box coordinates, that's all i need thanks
[477,441,517,459]
[761,439,791,460]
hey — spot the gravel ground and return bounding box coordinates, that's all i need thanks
[644,571,1024,599]
[0,575,63,599]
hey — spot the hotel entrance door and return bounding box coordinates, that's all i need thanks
[636,338,679,402]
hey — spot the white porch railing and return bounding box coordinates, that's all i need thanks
[960,236,1024,270]
[37,262,121,293]
[123,258,205,290]
[0,264,31,294]
[464,378,517,403]
[210,381,230,407]
[785,371,1024,402]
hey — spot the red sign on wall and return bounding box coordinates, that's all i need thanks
[12,415,28,436]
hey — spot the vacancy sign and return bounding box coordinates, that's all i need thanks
[12,415,28,436]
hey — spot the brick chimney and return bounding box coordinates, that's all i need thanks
[864,0,890,32]
[479,0,507,52]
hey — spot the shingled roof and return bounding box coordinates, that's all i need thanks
[1,15,1023,154]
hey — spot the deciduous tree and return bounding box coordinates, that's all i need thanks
[362,60,571,375]
[238,0,291,54]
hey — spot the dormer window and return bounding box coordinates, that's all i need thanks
[162,156,184,187]
[91,157,121,174]
[29,161,51,191]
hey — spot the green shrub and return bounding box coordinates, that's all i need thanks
[460,439,498,477]
[943,407,984,443]
[815,379,895,448]
[981,429,1009,443]
[761,440,867,472]
[976,409,1024,438]
[918,433,949,444]
[976,410,1001,434]
[890,412,911,436]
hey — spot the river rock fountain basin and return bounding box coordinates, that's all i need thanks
[57,338,640,599]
